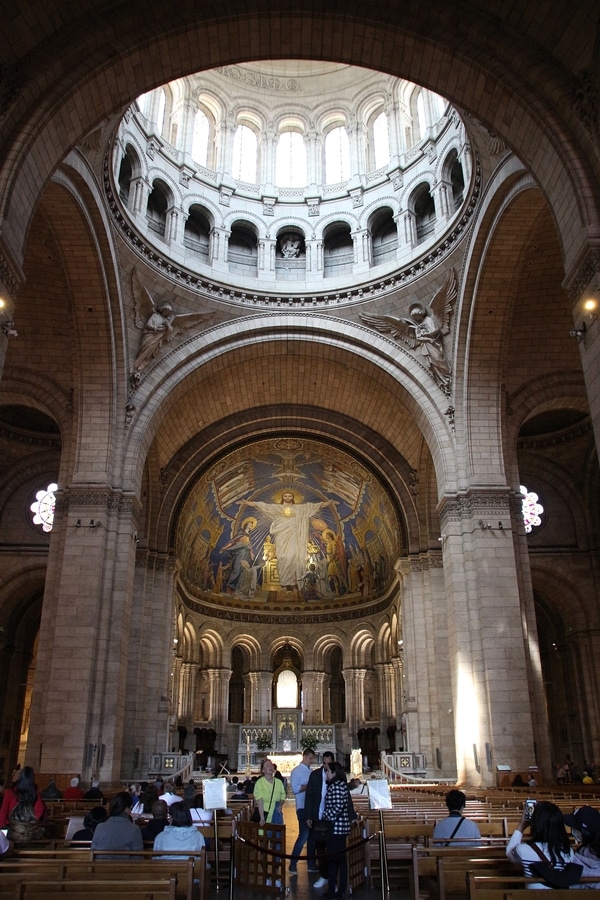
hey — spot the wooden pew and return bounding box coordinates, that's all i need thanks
[411,845,512,900]
[0,878,177,900]
[1,849,207,900]
[366,818,435,888]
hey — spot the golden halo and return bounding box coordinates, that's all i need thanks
[241,516,257,531]
[322,529,336,541]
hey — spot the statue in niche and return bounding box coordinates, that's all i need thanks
[130,269,215,386]
[360,269,457,394]
[279,234,302,258]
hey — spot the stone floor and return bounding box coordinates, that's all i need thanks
[206,803,403,900]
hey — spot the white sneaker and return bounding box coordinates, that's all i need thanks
[313,877,328,888]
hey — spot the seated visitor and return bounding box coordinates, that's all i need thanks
[40,778,63,801]
[184,779,198,807]
[160,781,180,806]
[84,779,104,801]
[71,806,107,841]
[564,806,600,884]
[433,789,481,846]
[153,800,205,858]
[0,766,46,838]
[63,777,85,800]
[91,791,143,855]
[507,799,575,888]
[141,800,169,843]
[132,783,158,816]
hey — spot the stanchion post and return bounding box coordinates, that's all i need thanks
[213,808,220,886]
[379,808,389,896]
[229,823,236,900]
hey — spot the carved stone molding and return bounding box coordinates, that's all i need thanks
[438,490,512,525]
[564,248,600,301]
[56,486,141,519]
[395,552,443,576]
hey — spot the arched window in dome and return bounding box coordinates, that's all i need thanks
[228,222,258,276]
[118,152,132,207]
[415,88,446,141]
[370,207,398,266]
[184,205,211,261]
[232,124,258,183]
[192,109,210,166]
[412,183,436,243]
[276,131,307,187]
[323,222,353,277]
[146,179,170,238]
[31,482,58,533]
[137,87,166,136]
[520,485,544,533]
[118,145,141,209]
[325,126,350,185]
[372,111,390,170]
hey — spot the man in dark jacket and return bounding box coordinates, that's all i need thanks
[141,800,169,843]
[305,751,335,886]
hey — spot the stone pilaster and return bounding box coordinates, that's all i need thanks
[438,489,539,785]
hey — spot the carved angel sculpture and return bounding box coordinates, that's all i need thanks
[131,269,215,382]
[361,269,457,393]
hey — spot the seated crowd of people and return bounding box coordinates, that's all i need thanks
[0,766,226,854]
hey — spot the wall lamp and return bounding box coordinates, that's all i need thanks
[76,519,100,527]
[569,321,586,340]
[0,298,17,337]
[479,520,504,531]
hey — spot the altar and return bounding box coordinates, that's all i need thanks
[237,723,336,773]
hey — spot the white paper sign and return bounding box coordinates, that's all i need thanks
[367,778,392,809]
[203,777,228,810]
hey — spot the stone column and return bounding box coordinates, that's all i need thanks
[396,553,454,775]
[301,669,319,722]
[206,668,232,754]
[179,662,199,727]
[130,177,149,216]
[375,662,395,739]
[437,489,542,786]
[25,486,143,782]
[248,671,272,723]
[305,127,321,185]
[343,668,366,743]
[259,238,276,275]
[126,549,179,777]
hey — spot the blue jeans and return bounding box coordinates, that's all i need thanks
[290,808,311,868]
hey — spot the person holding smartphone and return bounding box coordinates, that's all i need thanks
[507,800,575,888]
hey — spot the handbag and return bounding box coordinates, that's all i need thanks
[312,819,333,839]
[251,806,261,822]
[530,843,583,888]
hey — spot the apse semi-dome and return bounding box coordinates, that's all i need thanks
[110,61,476,308]
[175,437,404,619]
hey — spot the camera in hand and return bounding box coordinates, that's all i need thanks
[524,799,536,819]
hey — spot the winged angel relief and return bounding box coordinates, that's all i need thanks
[360,269,457,394]
[130,270,215,388]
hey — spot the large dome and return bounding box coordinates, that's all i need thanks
[111,61,473,306]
